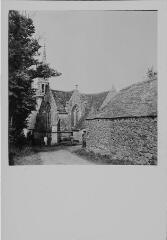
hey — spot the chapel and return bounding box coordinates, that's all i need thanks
[27,46,117,144]
[31,82,117,145]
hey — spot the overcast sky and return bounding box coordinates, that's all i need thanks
[30,11,157,93]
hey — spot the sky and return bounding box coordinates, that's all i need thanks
[30,11,157,93]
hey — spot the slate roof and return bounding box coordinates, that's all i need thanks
[81,91,109,113]
[100,86,117,110]
[51,89,109,126]
[74,91,109,129]
[87,78,157,120]
[51,90,73,113]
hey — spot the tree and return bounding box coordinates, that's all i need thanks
[146,67,157,80]
[29,63,62,79]
[9,11,59,145]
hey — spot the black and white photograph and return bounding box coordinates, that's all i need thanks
[2,2,167,240]
[9,10,157,165]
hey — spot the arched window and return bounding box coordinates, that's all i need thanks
[71,105,80,127]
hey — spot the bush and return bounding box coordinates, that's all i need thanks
[15,133,27,149]
[9,152,15,165]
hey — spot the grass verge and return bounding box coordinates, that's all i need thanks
[73,148,145,165]
[9,145,42,165]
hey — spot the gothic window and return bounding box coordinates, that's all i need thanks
[71,105,80,127]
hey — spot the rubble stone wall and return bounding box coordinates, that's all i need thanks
[86,117,157,164]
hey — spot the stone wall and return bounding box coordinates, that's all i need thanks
[73,130,83,142]
[86,117,157,164]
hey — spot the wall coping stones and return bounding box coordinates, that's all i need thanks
[86,115,157,121]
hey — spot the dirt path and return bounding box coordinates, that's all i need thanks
[38,148,93,165]
[14,146,94,165]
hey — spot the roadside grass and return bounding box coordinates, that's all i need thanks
[9,144,156,165]
[9,142,81,165]
[73,148,139,165]
[9,145,42,165]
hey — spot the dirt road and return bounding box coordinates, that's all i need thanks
[39,148,93,165]
[14,146,94,165]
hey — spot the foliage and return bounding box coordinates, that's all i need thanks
[9,10,59,145]
[32,63,62,79]
[146,67,157,80]
[74,148,135,165]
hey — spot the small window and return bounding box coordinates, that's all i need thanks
[41,84,45,93]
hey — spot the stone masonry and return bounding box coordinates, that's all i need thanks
[86,117,157,164]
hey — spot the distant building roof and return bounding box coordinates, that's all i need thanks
[81,91,109,113]
[51,89,109,123]
[87,78,157,120]
[51,89,109,129]
[74,91,109,129]
[51,90,73,113]
[99,86,117,110]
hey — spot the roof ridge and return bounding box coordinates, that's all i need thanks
[89,78,157,119]
[120,78,157,93]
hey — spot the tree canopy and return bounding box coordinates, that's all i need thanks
[9,10,61,144]
[29,63,62,79]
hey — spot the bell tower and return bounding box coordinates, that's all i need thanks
[32,43,49,110]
